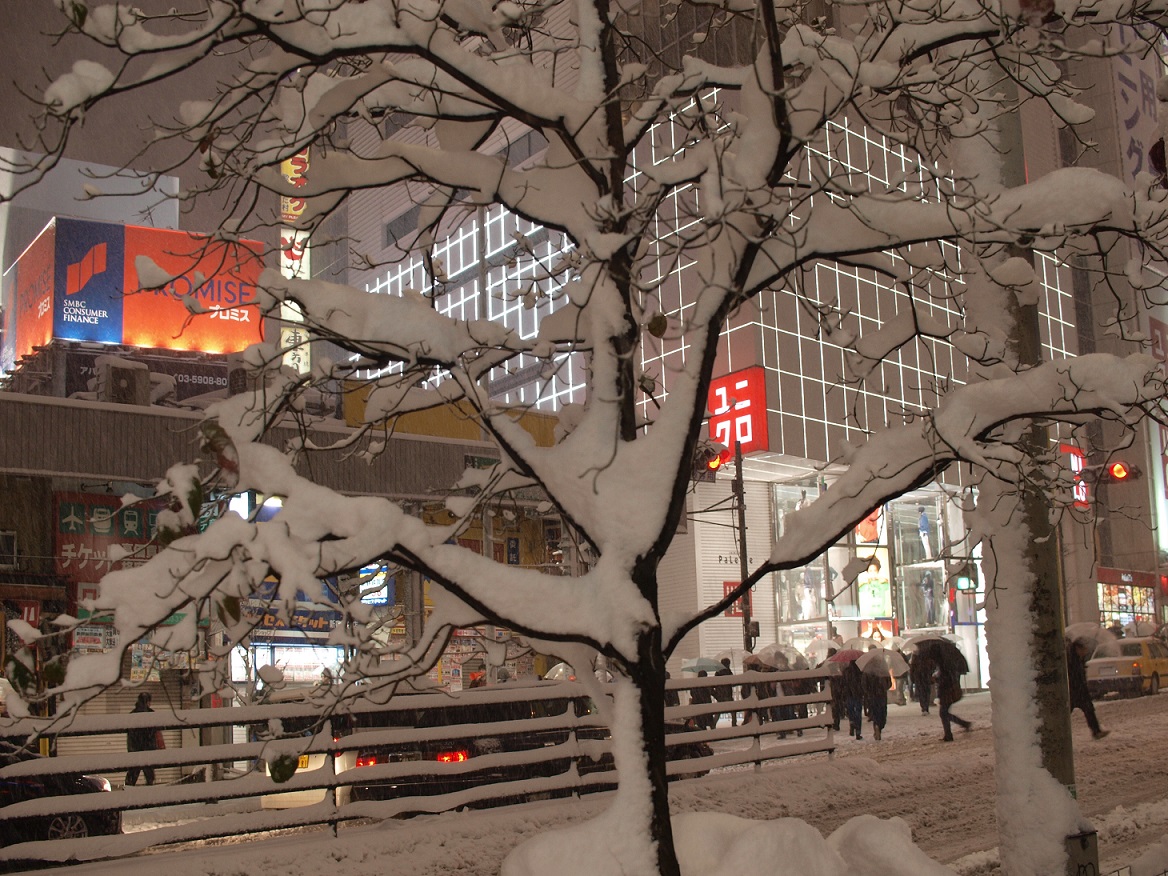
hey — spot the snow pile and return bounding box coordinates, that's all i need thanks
[503,811,957,876]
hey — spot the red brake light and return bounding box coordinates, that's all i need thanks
[355,754,380,768]
[435,750,470,763]
[1132,663,1142,676]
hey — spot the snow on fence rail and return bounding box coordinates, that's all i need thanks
[0,670,833,865]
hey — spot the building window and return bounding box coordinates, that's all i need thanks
[0,532,15,569]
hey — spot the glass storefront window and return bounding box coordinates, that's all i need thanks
[1098,583,1156,628]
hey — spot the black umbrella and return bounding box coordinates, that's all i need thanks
[917,638,968,675]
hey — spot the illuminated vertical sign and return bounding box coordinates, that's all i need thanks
[279,148,311,374]
[708,366,769,454]
[1060,443,1090,508]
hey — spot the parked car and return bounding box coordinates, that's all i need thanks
[0,749,121,845]
[259,682,712,810]
[1086,636,1168,698]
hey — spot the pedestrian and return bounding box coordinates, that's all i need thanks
[664,671,681,709]
[892,646,909,706]
[712,658,737,726]
[689,670,715,729]
[824,647,844,730]
[909,648,935,713]
[125,692,158,787]
[839,660,864,739]
[933,644,972,741]
[863,665,892,740]
[1067,640,1109,740]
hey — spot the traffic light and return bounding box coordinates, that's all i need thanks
[1102,460,1142,482]
[692,443,729,481]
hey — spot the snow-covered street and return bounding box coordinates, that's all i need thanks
[42,690,1168,876]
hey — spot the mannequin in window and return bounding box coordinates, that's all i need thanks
[922,570,937,625]
[918,506,932,560]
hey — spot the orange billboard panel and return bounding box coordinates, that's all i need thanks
[121,226,264,354]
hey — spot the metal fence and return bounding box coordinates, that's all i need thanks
[0,669,834,867]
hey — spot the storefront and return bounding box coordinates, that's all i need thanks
[1096,567,1161,630]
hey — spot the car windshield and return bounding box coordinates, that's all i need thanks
[1121,643,1143,657]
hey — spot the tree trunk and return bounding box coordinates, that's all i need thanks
[632,625,681,876]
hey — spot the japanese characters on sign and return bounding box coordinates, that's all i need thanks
[279,150,313,374]
[707,366,770,456]
[54,492,163,582]
[1,218,264,373]
[1112,27,1161,183]
[1149,316,1168,504]
[1060,443,1090,508]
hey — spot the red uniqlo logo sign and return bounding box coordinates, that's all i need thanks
[15,601,40,627]
[708,367,769,455]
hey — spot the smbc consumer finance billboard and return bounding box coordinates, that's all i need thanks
[2,217,264,372]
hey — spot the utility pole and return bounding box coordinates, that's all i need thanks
[734,442,755,652]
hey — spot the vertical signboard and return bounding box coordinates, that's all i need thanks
[52,218,126,345]
[279,148,312,374]
[707,366,769,455]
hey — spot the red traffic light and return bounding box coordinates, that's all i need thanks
[1105,460,1142,481]
[706,450,728,471]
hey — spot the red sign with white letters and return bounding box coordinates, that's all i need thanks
[708,366,769,455]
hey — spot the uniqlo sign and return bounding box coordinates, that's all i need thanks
[708,366,769,454]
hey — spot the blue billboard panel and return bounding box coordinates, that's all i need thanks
[52,217,125,345]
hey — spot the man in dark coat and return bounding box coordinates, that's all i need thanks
[125,692,158,786]
[689,670,716,729]
[839,661,865,739]
[909,649,935,714]
[712,658,737,726]
[933,643,971,741]
[1067,640,1108,739]
[861,657,893,740]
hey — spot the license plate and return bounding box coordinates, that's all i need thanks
[298,755,310,769]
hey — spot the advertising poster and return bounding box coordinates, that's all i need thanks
[121,226,264,352]
[3,218,265,370]
[1,221,56,373]
[54,491,162,582]
[64,350,229,401]
[52,218,125,346]
[857,549,891,618]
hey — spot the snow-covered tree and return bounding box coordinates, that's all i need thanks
[12,0,1168,873]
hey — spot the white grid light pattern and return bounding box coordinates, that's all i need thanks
[362,205,585,409]
[363,118,1074,453]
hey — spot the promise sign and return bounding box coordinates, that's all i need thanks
[2,217,264,372]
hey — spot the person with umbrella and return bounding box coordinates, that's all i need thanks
[689,670,715,729]
[828,649,865,738]
[909,647,935,714]
[929,640,972,740]
[712,657,737,727]
[1066,638,1108,740]
[858,650,893,739]
[823,647,843,730]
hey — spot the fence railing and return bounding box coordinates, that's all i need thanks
[0,669,833,866]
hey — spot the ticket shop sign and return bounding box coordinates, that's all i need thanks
[54,491,162,582]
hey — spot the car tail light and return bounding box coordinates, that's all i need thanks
[435,750,470,763]
[355,754,380,768]
[1132,663,1143,676]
